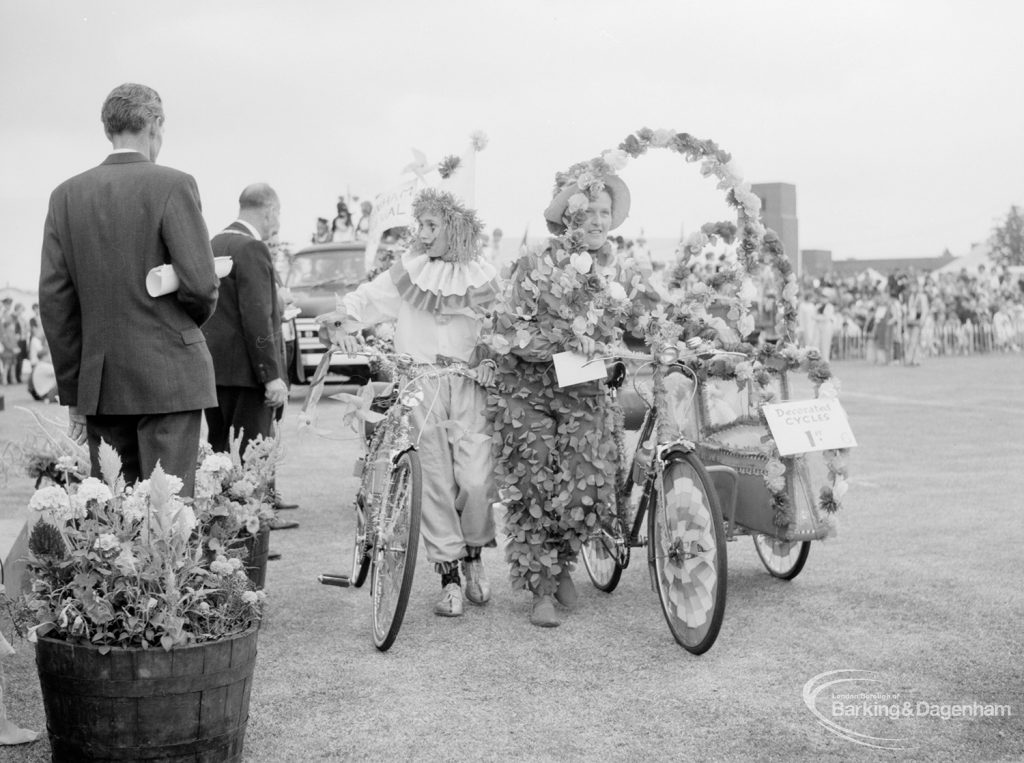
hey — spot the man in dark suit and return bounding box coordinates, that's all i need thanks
[203,186,297,534]
[203,184,289,453]
[39,82,218,497]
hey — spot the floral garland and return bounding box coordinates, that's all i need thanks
[615,128,800,341]
[687,341,849,530]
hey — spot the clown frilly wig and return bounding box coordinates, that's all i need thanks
[411,188,484,264]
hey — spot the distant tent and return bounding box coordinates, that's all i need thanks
[934,242,994,275]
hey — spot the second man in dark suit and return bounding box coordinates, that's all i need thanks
[203,184,289,455]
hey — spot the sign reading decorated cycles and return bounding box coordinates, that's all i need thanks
[762,398,857,456]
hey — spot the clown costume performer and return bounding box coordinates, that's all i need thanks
[319,188,500,617]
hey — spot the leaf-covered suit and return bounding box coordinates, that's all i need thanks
[486,240,657,596]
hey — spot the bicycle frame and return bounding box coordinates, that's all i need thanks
[318,350,477,602]
[602,357,705,565]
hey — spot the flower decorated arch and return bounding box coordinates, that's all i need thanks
[555,127,800,343]
[546,128,849,526]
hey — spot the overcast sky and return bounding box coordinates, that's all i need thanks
[2,0,1022,290]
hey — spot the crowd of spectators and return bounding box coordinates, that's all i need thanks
[311,197,375,244]
[0,297,56,400]
[638,230,1024,365]
[784,262,1024,364]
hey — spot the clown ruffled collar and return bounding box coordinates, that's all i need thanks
[390,250,499,314]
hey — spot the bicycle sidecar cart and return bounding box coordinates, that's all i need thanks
[664,346,848,580]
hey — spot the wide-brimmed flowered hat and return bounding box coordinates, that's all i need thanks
[543,171,630,234]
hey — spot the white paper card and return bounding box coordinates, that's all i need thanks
[762,398,857,455]
[146,257,233,297]
[552,351,607,388]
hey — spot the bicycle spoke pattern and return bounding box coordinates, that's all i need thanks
[588,531,619,575]
[754,534,798,573]
[581,521,626,591]
[371,455,417,647]
[654,468,719,627]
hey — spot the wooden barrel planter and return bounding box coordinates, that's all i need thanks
[34,626,259,762]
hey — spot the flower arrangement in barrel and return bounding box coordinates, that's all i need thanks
[193,431,282,556]
[6,443,265,652]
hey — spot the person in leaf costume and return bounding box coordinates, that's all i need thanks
[318,188,500,618]
[487,163,658,627]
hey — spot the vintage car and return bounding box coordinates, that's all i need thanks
[285,241,375,384]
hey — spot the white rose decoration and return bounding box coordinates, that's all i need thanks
[606,281,627,302]
[569,251,593,273]
[651,128,675,147]
[818,380,839,399]
[601,149,630,172]
[566,193,589,214]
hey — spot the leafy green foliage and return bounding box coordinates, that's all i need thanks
[989,205,1024,267]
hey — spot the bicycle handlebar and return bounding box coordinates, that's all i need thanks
[588,340,749,369]
[320,346,479,381]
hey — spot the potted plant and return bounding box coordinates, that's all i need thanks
[193,433,282,589]
[13,408,90,489]
[4,442,266,762]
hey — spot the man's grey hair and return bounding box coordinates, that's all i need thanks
[239,183,279,211]
[101,83,163,135]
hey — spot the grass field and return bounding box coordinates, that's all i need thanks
[2,353,1022,761]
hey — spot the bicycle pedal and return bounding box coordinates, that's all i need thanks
[318,573,351,588]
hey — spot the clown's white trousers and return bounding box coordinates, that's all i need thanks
[408,374,497,563]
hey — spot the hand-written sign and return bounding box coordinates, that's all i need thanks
[762,398,857,455]
[552,352,607,388]
[363,177,422,269]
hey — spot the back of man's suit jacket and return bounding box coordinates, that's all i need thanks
[39,152,219,415]
[203,223,284,388]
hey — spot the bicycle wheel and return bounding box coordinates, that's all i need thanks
[370,450,422,651]
[753,453,814,579]
[349,494,371,588]
[648,454,727,655]
[752,534,810,580]
[581,518,627,592]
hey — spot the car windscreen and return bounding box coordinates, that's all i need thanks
[286,250,365,289]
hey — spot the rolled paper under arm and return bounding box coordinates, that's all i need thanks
[146,257,233,297]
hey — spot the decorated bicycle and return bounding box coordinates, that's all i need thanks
[306,167,500,651]
[508,128,855,651]
[308,347,485,651]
